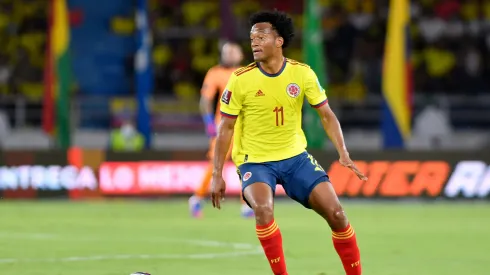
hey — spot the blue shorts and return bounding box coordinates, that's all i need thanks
[237,151,330,209]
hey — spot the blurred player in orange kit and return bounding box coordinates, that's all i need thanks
[188,41,254,218]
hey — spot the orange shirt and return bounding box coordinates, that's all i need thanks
[200,65,239,121]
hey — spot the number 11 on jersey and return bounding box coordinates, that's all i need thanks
[273,106,284,126]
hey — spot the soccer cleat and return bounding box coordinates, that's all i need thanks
[188,195,203,218]
[241,204,254,218]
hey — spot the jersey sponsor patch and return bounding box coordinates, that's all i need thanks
[286,83,300,98]
[221,89,232,104]
[243,172,252,181]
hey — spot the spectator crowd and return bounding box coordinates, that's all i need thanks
[151,0,490,102]
[1,0,489,129]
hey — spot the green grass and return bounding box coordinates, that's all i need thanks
[0,199,487,275]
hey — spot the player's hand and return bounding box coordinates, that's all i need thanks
[339,152,368,181]
[202,114,217,137]
[205,123,217,137]
[210,172,226,209]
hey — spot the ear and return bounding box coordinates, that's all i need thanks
[276,37,284,48]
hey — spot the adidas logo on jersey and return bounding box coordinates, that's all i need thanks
[255,90,265,97]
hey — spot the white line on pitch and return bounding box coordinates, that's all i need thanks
[0,235,262,264]
[0,250,263,264]
[0,232,57,239]
[0,233,257,250]
[157,239,257,250]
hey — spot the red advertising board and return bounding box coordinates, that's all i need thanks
[99,161,287,195]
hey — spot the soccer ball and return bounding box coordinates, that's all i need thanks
[130,273,150,275]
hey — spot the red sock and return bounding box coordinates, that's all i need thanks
[256,220,288,275]
[332,224,362,275]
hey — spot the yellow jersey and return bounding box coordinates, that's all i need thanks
[220,58,328,167]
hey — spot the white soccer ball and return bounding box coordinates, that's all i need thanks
[130,273,150,275]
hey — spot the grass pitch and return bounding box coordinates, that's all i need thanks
[0,199,487,275]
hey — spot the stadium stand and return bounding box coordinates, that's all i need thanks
[0,0,489,149]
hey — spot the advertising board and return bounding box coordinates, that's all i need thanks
[0,150,489,199]
[99,161,286,195]
[0,165,97,191]
[98,159,490,199]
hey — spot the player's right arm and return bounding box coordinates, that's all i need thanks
[200,67,219,137]
[211,74,242,209]
[213,116,236,176]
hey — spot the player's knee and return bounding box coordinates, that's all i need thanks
[328,206,349,230]
[252,203,274,225]
[332,207,347,220]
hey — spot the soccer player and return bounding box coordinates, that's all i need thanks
[210,11,367,275]
[189,41,254,218]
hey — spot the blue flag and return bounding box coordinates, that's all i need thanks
[135,0,153,148]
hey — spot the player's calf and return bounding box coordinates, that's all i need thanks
[244,182,288,275]
[309,182,362,275]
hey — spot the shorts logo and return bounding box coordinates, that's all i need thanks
[221,89,232,104]
[286,83,300,98]
[243,172,252,181]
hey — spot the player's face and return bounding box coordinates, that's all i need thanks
[250,23,283,62]
[221,43,243,67]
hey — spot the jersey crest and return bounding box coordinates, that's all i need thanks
[243,172,252,181]
[286,83,300,98]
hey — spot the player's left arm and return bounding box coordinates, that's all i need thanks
[304,68,367,181]
[314,103,347,158]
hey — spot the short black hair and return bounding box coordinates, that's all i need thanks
[249,10,295,48]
